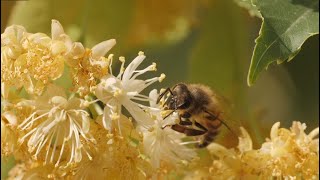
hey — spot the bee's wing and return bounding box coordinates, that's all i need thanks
[207,88,241,137]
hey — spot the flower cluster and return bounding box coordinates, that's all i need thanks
[186,121,319,179]
[1,20,196,179]
[1,20,319,179]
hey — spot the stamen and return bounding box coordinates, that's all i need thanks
[131,96,150,102]
[117,118,122,137]
[179,141,201,145]
[34,135,45,155]
[84,148,93,161]
[113,89,123,97]
[55,137,67,167]
[45,129,56,164]
[111,113,120,121]
[34,130,53,156]
[138,51,144,56]
[18,128,37,144]
[81,100,94,108]
[159,73,166,82]
[50,127,59,163]
[134,93,150,99]
[42,117,60,134]
[68,137,75,165]
[18,112,39,129]
[142,77,161,90]
[132,102,159,111]
[117,56,126,79]
[108,54,114,75]
[131,63,157,80]
[151,62,157,71]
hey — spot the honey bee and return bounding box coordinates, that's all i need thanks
[157,83,234,148]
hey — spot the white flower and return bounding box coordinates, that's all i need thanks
[17,85,95,167]
[141,89,196,169]
[95,51,165,134]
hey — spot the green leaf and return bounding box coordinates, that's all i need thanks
[234,0,262,18]
[247,0,319,86]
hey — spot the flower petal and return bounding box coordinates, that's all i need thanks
[2,111,18,126]
[270,122,280,140]
[124,79,146,94]
[149,89,158,107]
[238,127,253,152]
[101,99,119,131]
[91,39,116,58]
[122,54,145,83]
[122,98,153,129]
[207,143,233,159]
[308,127,319,139]
[51,19,65,41]
[2,25,27,44]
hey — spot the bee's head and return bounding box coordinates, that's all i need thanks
[166,83,192,110]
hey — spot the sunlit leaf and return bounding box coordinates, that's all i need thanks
[247,0,319,85]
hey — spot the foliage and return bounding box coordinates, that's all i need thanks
[246,0,319,85]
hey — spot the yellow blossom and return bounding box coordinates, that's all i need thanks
[1,114,18,157]
[187,121,319,179]
[71,116,152,179]
[65,38,116,96]
[1,20,68,96]
[7,161,71,180]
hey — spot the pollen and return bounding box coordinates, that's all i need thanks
[160,111,168,117]
[150,62,157,71]
[113,89,123,97]
[111,113,120,121]
[138,51,144,56]
[119,56,125,63]
[159,73,166,82]
[107,139,114,145]
[148,127,154,132]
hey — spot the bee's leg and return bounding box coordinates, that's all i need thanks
[196,123,220,148]
[171,124,207,136]
[179,119,192,126]
[194,122,207,131]
[196,130,219,148]
[179,112,192,125]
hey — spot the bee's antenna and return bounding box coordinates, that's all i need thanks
[157,88,173,104]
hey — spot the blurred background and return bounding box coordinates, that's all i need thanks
[1,0,319,178]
